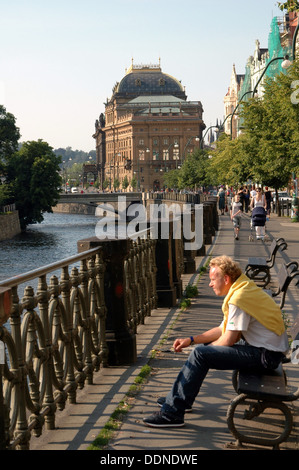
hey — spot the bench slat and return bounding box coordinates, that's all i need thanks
[237,365,290,401]
[247,257,267,267]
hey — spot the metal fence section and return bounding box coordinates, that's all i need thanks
[124,236,157,333]
[0,247,107,450]
[0,196,218,449]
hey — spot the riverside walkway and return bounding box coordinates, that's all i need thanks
[30,211,299,452]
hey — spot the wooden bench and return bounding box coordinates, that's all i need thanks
[267,261,299,309]
[227,311,299,449]
[245,238,288,288]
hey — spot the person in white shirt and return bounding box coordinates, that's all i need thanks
[143,256,288,428]
[230,194,243,240]
[250,185,257,200]
[250,188,267,240]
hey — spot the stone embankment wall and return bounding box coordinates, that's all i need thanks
[0,211,21,241]
[53,203,96,215]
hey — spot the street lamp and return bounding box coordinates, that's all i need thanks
[163,142,179,172]
[229,55,292,139]
[229,90,253,138]
[137,148,150,191]
[252,54,291,96]
[182,136,199,160]
[292,22,298,61]
[290,20,299,216]
[199,125,221,148]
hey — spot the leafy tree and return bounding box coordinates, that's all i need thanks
[0,183,12,208]
[122,175,129,190]
[163,168,180,189]
[277,1,299,12]
[240,60,299,198]
[103,179,109,190]
[6,140,62,228]
[113,177,120,190]
[178,153,200,189]
[131,176,137,190]
[0,105,21,175]
[209,60,299,203]
[163,149,212,190]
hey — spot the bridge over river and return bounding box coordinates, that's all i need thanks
[58,192,143,207]
[56,192,203,222]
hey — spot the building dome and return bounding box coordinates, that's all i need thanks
[113,61,187,100]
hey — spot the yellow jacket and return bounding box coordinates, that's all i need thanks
[222,274,285,336]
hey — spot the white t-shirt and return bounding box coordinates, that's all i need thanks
[231,201,242,217]
[220,304,289,352]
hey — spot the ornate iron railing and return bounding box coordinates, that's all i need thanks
[0,233,160,450]
[124,237,157,333]
[0,247,107,450]
[0,199,218,449]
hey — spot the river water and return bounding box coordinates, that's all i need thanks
[0,212,100,282]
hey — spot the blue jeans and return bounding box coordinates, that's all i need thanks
[162,343,281,419]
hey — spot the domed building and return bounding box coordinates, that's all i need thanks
[93,60,205,191]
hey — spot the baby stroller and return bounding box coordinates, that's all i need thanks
[249,206,267,241]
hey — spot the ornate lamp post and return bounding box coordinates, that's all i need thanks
[228,56,291,139]
[137,148,150,191]
[291,20,299,220]
[182,136,199,160]
[199,125,221,148]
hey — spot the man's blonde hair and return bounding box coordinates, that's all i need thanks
[209,255,242,283]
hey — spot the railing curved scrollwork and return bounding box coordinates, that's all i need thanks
[0,203,211,450]
[0,247,107,450]
[124,235,157,333]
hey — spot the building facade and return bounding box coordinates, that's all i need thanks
[223,64,244,139]
[224,14,294,139]
[93,61,205,191]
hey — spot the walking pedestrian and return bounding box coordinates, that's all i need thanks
[250,188,267,240]
[264,187,272,219]
[243,186,250,213]
[230,194,243,240]
[218,187,226,215]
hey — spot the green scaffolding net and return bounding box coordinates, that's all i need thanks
[266,17,292,77]
[237,16,292,128]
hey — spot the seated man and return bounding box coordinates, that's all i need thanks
[143,255,289,428]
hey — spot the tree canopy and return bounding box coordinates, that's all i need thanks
[209,59,299,190]
[5,140,62,228]
[0,105,20,173]
[161,59,299,194]
[163,149,212,190]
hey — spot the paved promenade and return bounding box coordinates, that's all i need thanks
[30,210,299,452]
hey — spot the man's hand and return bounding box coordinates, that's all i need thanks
[173,337,192,352]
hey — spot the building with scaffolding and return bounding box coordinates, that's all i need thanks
[224,12,297,138]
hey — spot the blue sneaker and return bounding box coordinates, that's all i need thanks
[157,396,192,412]
[143,411,184,428]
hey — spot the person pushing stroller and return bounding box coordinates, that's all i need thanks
[250,187,267,240]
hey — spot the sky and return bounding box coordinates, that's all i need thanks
[0,0,284,152]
